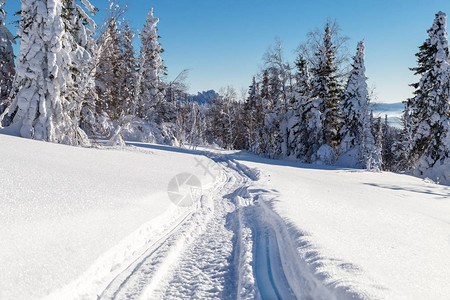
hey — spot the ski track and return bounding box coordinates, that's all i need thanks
[96,153,335,300]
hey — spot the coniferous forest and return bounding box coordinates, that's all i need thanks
[0,0,449,184]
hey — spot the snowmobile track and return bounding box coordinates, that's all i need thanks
[97,153,319,300]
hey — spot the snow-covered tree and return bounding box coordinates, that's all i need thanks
[407,11,450,182]
[338,41,378,170]
[339,41,368,154]
[95,1,124,120]
[118,23,137,117]
[0,0,15,114]
[62,0,99,137]
[286,54,311,158]
[294,54,311,100]
[135,8,167,122]
[393,105,414,171]
[244,77,265,152]
[4,0,97,145]
[361,114,382,171]
[381,115,398,171]
[262,40,294,157]
[262,67,284,157]
[310,22,342,154]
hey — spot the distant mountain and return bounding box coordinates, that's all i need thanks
[186,90,219,105]
[371,102,404,128]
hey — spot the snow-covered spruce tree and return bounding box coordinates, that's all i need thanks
[0,0,15,114]
[95,1,124,120]
[253,69,271,154]
[4,0,97,145]
[287,54,311,159]
[263,40,295,157]
[263,67,284,158]
[118,23,137,117]
[338,41,379,169]
[95,1,135,122]
[294,54,311,100]
[407,11,450,182]
[62,0,100,137]
[392,105,414,171]
[244,77,265,152]
[339,41,367,155]
[135,8,167,123]
[381,115,398,171]
[360,113,382,171]
[310,22,342,160]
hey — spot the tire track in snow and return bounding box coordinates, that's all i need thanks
[145,161,245,299]
[97,164,228,299]
[98,153,332,300]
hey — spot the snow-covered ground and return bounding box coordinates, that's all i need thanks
[233,151,450,300]
[0,134,217,299]
[1,134,449,300]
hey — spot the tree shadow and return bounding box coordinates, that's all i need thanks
[363,182,450,199]
[227,150,357,172]
[126,142,208,157]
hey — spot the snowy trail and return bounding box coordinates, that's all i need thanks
[89,152,334,300]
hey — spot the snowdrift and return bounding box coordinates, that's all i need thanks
[233,151,450,300]
[0,134,216,300]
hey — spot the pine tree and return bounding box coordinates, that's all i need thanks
[244,77,264,152]
[263,67,284,157]
[135,8,167,122]
[62,0,99,138]
[393,105,414,171]
[294,55,311,100]
[338,41,375,169]
[95,1,124,120]
[297,98,323,162]
[287,54,311,158]
[407,11,450,181]
[369,116,383,171]
[310,22,342,153]
[118,23,136,117]
[0,0,15,114]
[4,0,97,145]
[381,115,398,171]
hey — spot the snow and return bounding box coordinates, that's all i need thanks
[233,151,450,300]
[0,134,216,300]
[2,132,449,300]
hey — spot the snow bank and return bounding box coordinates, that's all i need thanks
[233,151,450,300]
[0,134,217,300]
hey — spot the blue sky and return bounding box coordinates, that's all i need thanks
[3,0,450,103]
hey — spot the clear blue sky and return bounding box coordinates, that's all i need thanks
[3,0,450,103]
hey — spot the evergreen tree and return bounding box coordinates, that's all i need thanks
[62,0,99,137]
[393,105,414,171]
[338,41,377,170]
[0,0,15,114]
[297,98,323,162]
[294,54,311,100]
[339,41,368,154]
[310,22,342,153]
[366,116,383,171]
[244,77,264,152]
[135,8,167,122]
[287,54,311,158]
[407,11,450,181]
[4,0,97,145]
[263,67,284,157]
[381,115,398,171]
[118,23,137,117]
[95,1,124,120]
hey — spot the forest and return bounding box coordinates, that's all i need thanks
[0,0,448,184]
